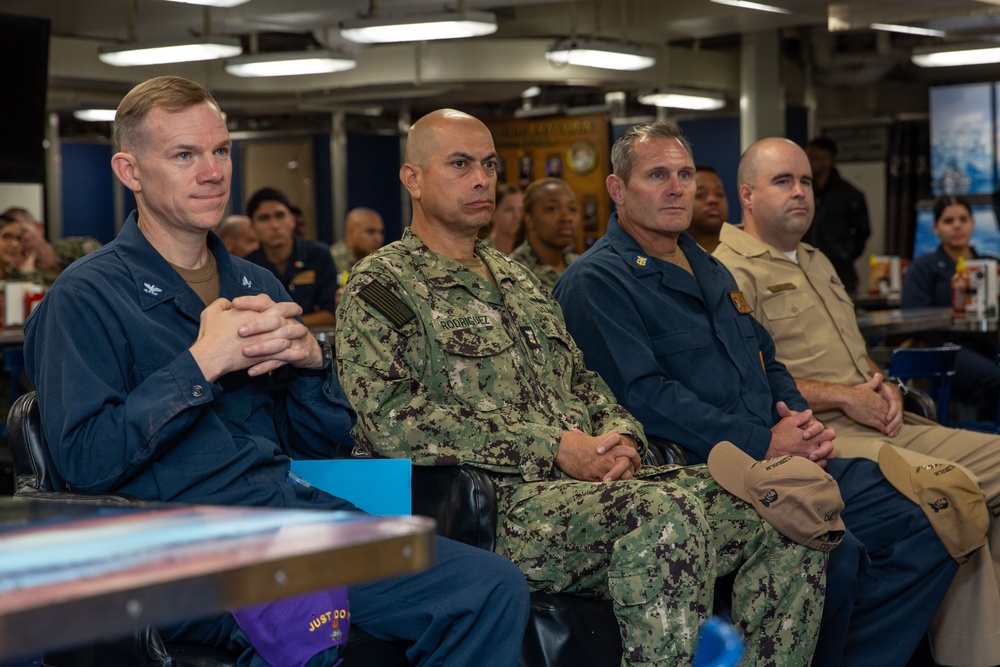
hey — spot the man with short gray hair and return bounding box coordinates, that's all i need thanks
[554,120,958,667]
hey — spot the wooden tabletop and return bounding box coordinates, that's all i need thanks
[0,498,435,659]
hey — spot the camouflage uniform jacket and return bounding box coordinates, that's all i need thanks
[509,240,578,292]
[330,240,359,276]
[337,228,645,484]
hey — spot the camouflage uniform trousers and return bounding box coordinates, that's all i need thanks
[494,464,826,666]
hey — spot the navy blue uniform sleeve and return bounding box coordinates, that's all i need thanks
[554,265,775,462]
[280,367,357,460]
[262,268,356,459]
[25,284,222,493]
[312,244,339,315]
[900,255,939,309]
[756,316,809,419]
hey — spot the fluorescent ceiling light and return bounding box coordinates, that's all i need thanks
[73,109,117,122]
[546,39,656,71]
[710,0,791,15]
[98,36,242,66]
[340,10,497,44]
[225,51,357,77]
[912,43,1000,67]
[158,0,251,7]
[638,88,726,111]
[870,23,946,38]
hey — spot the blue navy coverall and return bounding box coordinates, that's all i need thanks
[553,215,957,667]
[25,213,528,666]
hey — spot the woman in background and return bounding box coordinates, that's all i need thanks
[509,178,579,291]
[480,183,523,255]
[0,214,43,284]
[901,195,1000,421]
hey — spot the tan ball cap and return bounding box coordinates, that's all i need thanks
[708,441,846,552]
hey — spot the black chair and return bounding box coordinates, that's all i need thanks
[7,391,410,667]
[887,344,961,425]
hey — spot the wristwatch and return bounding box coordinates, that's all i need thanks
[887,376,908,396]
[297,340,333,378]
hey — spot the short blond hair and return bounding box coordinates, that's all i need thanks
[114,76,220,153]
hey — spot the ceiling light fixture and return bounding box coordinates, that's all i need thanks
[710,0,791,15]
[912,42,1000,67]
[98,36,242,66]
[340,10,497,44]
[73,109,117,122]
[546,39,656,71]
[638,88,727,111]
[158,0,251,7]
[870,23,946,38]
[225,50,357,77]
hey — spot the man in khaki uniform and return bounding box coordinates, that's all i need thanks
[714,136,1000,667]
[337,109,831,666]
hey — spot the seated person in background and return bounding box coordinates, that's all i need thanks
[0,213,45,283]
[713,137,1000,667]
[479,182,522,254]
[338,108,831,666]
[330,207,385,274]
[508,177,579,290]
[25,75,529,667]
[2,206,102,284]
[688,165,730,253]
[216,214,258,258]
[244,187,338,328]
[901,194,1000,422]
[553,121,960,667]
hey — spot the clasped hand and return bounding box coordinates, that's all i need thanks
[555,429,642,482]
[844,373,903,438]
[766,401,837,467]
[190,294,322,382]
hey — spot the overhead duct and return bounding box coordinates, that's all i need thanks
[804,26,903,88]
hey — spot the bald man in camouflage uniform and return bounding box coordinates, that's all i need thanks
[337,108,828,666]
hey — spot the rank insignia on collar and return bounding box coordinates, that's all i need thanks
[520,326,542,350]
[635,255,648,267]
[729,291,753,314]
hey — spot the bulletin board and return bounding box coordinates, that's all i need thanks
[487,113,611,252]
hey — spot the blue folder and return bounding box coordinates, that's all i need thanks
[289,459,412,516]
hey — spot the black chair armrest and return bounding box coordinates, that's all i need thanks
[903,387,938,422]
[411,465,498,552]
[13,487,144,505]
[646,437,690,466]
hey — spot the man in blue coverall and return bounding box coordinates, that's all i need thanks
[244,186,339,329]
[24,75,529,666]
[552,120,957,666]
